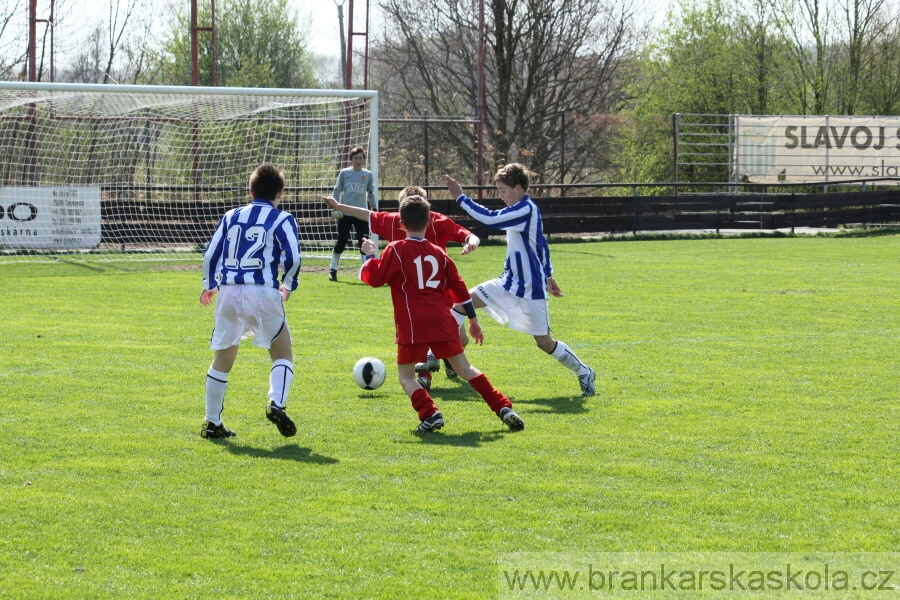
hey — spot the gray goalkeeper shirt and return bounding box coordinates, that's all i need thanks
[332,167,377,210]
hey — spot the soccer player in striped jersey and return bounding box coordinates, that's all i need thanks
[444,163,597,397]
[358,194,524,433]
[328,145,377,282]
[322,185,481,382]
[199,163,302,439]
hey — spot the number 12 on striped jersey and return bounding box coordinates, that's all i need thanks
[224,225,266,270]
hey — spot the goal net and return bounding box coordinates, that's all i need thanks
[0,82,378,263]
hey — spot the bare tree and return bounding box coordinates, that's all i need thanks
[374,0,644,186]
[56,0,154,84]
[0,0,28,79]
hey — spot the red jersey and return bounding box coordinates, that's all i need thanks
[360,237,472,345]
[369,211,473,249]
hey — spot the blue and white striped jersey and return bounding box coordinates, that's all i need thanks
[202,199,301,292]
[455,193,552,300]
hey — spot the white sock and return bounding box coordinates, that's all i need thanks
[330,253,340,271]
[268,359,295,408]
[550,341,588,374]
[205,367,229,424]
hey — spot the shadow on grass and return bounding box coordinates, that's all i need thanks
[833,227,900,238]
[398,429,511,447]
[514,395,589,414]
[221,442,339,464]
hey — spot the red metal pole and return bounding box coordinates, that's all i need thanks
[363,0,370,89]
[28,0,37,82]
[190,0,199,85]
[49,0,55,82]
[476,0,485,196]
[345,0,354,89]
[210,0,217,86]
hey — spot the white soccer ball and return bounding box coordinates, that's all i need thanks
[352,357,386,390]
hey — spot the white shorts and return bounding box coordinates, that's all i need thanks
[210,285,288,350]
[471,279,550,336]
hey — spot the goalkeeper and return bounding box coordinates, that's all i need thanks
[328,145,377,282]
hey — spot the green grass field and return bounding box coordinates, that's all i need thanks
[1,233,898,598]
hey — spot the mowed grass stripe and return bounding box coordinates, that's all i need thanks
[0,234,897,598]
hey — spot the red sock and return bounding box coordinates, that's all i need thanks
[410,388,439,420]
[468,374,512,413]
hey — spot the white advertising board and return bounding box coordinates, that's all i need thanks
[734,116,900,184]
[0,187,102,250]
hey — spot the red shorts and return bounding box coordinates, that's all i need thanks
[397,339,464,365]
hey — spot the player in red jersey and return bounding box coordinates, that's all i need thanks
[323,186,480,384]
[358,194,524,433]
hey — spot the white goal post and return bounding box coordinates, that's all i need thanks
[0,82,378,262]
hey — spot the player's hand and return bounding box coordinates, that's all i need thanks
[460,234,480,255]
[360,237,376,256]
[444,174,463,198]
[280,286,291,302]
[468,319,484,345]
[547,277,563,298]
[322,196,343,218]
[200,289,217,305]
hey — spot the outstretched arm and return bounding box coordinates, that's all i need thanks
[323,195,372,221]
[360,236,377,257]
[445,174,464,198]
[460,233,480,255]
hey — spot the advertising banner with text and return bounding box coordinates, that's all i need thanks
[0,187,101,250]
[734,116,900,185]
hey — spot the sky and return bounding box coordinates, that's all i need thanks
[35,0,365,63]
[300,0,354,58]
[27,0,668,74]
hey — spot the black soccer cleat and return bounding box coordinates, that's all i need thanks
[416,411,445,433]
[443,358,457,380]
[499,407,525,431]
[200,420,236,439]
[328,269,338,282]
[266,401,297,437]
[416,373,432,390]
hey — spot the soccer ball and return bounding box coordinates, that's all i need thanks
[352,357,386,390]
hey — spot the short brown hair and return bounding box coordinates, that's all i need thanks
[494,162,529,191]
[249,163,285,201]
[399,195,430,231]
[349,145,366,159]
[398,185,428,201]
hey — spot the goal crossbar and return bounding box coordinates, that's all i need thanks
[0,82,378,263]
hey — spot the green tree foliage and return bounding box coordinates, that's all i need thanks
[612,0,797,184]
[154,0,315,88]
[638,0,797,116]
[858,18,900,114]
